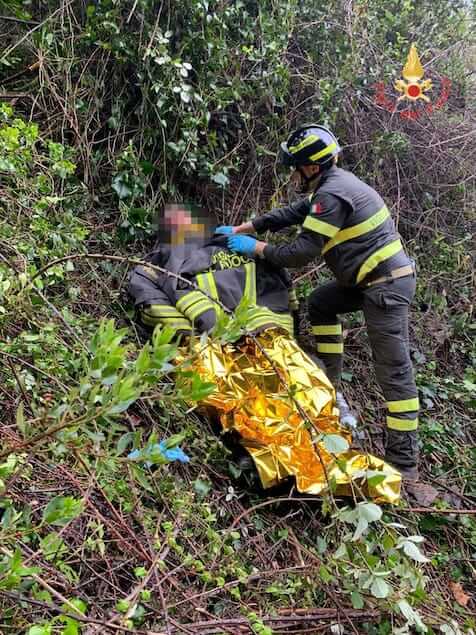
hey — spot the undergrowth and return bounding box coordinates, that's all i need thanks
[0,0,475,633]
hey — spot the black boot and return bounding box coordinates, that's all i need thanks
[384,430,438,506]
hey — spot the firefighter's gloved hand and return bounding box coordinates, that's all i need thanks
[227,235,257,257]
[215,226,235,235]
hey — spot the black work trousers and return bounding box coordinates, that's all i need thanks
[308,274,419,467]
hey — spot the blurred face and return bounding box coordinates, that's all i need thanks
[159,203,213,246]
[291,164,321,192]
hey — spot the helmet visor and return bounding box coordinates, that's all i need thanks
[279,142,296,167]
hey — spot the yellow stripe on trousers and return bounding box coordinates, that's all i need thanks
[317,342,343,354]
[386,397,419,413]
[312,324,342,335]
[387,416,418,431]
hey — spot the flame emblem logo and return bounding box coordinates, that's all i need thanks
[373,44,451,119]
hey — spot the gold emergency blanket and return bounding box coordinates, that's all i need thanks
[190,329,401,504]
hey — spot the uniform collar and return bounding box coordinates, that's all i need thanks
[312,164,338,193]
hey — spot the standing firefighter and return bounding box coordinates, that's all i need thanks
[217,124,436,504]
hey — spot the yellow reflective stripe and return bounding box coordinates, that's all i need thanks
[248,309,292,325]
[312,324,342,336]
[289,134,319,154]
[322,206,390,255]
[248,315,293,328]
[176,291,204,312]
[387,397,420,413]
[309,142,337,161]
[196,272,223,319]
[246,308,293,333]
[141,314,192,330]
[302,215,340,238]
[288,288,299,310]
[243,262,257,305]
[247,316,293,334]
[145,305,184,317]
[356,239,403,284]
[185,299,214,321]
[317,342,344,354]
[387,416,418,431]
[196,272,217,300]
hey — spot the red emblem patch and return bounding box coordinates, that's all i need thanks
[313,202,323,215]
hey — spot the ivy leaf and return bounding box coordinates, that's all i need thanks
[367,472,386,487]
[193,478,212,498]
[111,175,132,199]
[358,502,382,522]
[27,627,52,635]
[397,599,427,632]
[42,496,84,526]
[405,535,425,543]
[323,434,349,454]
[352,515,369,541]
[351,591,364,609]
[370,576,390,599]
[401,540,430,563]
[211,172,229,187]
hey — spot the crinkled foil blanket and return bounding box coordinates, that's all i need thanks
[187,329,401,503]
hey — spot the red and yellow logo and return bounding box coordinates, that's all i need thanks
[374,44,451,119]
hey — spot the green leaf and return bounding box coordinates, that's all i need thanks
[112,175,132,199]
[397,600,427,632]
[370,576,390,599]
[163,433,186,449]
[40,532,67,561]
[352,516,368,541]
[27,626,52,635]
[211,172,229,187]
[358,502,382,523]
[367,473,386,487]
[42,496,84,526]
[323,434,349,454]
[401,540,430,563]
[60,619,79,635]
[319,564,332,583]
[351,591,364,609]
[193,478,212,498]
[116,432,134,455]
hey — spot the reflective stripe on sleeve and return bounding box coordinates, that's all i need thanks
[245,307,294,335]
[309,142,337,161]
[196,272,223,319]
[185,298,215,321]
[322,206,390,255]
[356,239,403,284]
[386,397,420,413]
[386,416,418,431]
[243,262,257,305]
[141,312,192,330]
[312,324,342,336]
[176,290,205,312]
[302,215,340,237]
[288,288,299,310]
[317,342,344,354]
[143,304,185,318]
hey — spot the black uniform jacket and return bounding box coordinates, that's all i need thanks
[253,166,411,287]
[128,234,296,335]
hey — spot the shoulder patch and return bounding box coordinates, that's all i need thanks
[312,201,324,215]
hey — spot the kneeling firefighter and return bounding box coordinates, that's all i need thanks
[217,124,436,504]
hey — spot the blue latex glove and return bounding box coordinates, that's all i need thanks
[227,234,257,257]
[215,225,235,235]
